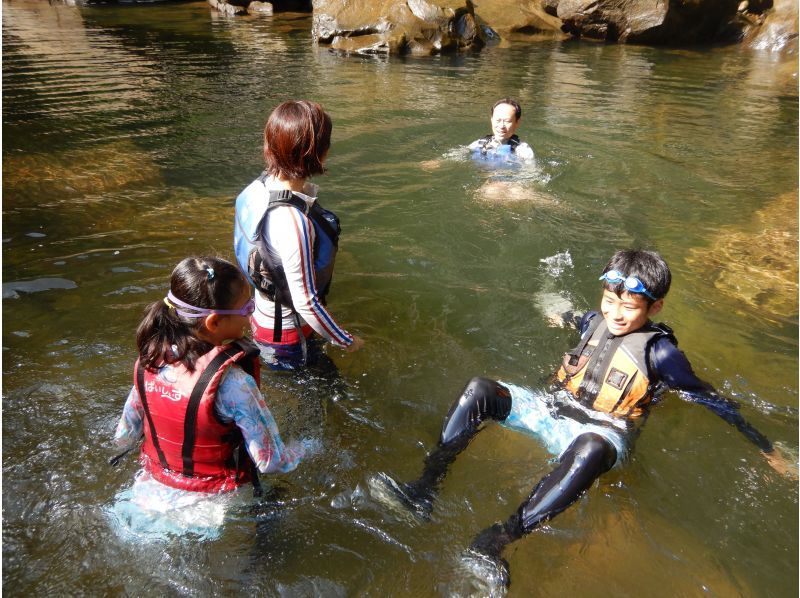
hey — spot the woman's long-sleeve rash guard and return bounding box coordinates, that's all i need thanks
[251,177,353,347]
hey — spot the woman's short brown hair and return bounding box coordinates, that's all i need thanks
[263,100,332,180]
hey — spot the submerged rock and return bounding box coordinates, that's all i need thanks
[686,191,799,322]
[312,0,485,55]
[3,278,78,299]
[2,140,162,203]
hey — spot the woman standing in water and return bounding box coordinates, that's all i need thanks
[234,100,363,370]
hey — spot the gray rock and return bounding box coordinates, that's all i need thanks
[248,1,274,14]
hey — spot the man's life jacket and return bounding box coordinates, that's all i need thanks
[555,315,675,418]
[135,340,262,493]
[474,134,521,156]
[234,172,340,342]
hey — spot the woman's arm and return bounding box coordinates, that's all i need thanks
[268,206,354,347]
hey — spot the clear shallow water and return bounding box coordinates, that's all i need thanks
[3,1,798,595]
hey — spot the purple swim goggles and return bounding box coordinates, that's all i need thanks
[165,291,255,319]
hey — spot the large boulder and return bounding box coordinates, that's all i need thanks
[312,0,485,55]
[740,0,799,52]
[470,0,565,39]
[546,0,742,44]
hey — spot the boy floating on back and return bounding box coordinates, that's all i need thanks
[370,249,795,588]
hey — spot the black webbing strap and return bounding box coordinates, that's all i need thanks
[573,314,601,359]
[260,189,308,343]
[181,347,240,478]
[136,362,169,471]
[247,445,264,498]
[579,327,624,403]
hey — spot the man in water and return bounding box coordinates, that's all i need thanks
[468,97,534,162]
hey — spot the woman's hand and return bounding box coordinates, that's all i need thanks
[344,334,364,353]
[764,443,798,479]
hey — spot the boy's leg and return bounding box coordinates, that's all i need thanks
[370,377,512,517]
[469,432,617,557]
[408,377,512,500]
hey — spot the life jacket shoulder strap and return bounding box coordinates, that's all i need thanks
[266,189,309,214]
[571,312,602,357]
[642,321,677,381]
[136,360,169,471]
[180,345,245,478]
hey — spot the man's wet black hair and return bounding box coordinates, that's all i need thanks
[601,249,671,304]
[492,98,522,121]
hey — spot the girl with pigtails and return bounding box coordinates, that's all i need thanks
[112,256,306,533]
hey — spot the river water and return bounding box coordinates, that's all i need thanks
[3,1,798,596]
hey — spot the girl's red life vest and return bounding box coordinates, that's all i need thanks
[135,340,262,493]
[555,316,673,418]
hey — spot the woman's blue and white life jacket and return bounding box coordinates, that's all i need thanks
[234,172,340,341]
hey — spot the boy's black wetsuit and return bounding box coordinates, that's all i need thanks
[375,312,773,567]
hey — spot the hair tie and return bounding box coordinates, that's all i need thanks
[163,297,175,309]
[206,267,215,281]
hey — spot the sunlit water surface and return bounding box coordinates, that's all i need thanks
[3,1,798,595]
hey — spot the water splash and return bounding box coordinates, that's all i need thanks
[106,471,249,542]
[539,250,573,277]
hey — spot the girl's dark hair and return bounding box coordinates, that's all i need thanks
[492,98,522,120]
[602,249,672,304]
[136,256,247,372]
[263,100,332,181]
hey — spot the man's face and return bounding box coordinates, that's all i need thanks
[600,290,662,337]
[491,103,520,143]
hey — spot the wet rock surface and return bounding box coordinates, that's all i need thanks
[204,0,797,50]
[740,0,799,52]
[471,0,564,39]
[548,0,742,44]
[311,0,485,55]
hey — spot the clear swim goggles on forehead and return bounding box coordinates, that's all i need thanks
[599,270,657,301]
[165,291,255,318]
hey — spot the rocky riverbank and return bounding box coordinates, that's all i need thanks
[205,0,797,55]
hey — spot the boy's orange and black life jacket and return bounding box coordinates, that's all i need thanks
[135,339,263,494]
[555,315,675,418]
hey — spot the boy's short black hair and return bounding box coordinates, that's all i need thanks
[492,98,522,121]
[601,249,671,303]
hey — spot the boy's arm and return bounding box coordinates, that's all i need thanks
[652,338,796,477]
